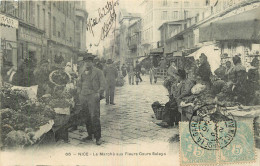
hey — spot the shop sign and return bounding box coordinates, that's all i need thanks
[19,27,42,45]
[0,14,18,29]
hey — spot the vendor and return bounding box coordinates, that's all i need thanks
[224,61,232,81]
[214,64,226,80]
[231,55,248,104]
[247,57,260,105]
[197,53,212,87]
[174,69,195,121]
[12,58,36,87]
[34,59,52,97]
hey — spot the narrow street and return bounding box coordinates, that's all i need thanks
[66,75,178,147]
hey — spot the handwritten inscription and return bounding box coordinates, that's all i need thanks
[86,0,119,38]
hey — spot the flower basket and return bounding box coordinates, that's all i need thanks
[49,70,71,87]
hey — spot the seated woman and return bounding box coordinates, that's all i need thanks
[157,69,194,127]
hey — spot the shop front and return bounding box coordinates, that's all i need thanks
[47,40,76,66]
[18,23,46,66]
[0,13,18,85]
[199,7,260,68]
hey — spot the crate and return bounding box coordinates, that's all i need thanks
[152,106,164,120]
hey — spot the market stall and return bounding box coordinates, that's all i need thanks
[0,66,78,148]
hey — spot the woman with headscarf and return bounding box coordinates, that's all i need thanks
[197,53,212,86]
[246,57,260,105]
[231,55,248,105]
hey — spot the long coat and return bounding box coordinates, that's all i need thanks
[103,65,118,86]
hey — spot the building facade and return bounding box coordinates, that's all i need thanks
[159,0,260,70]
[0,0,88,69]
[118,9,141,65]
[127,18,142,65]
[140,0,207,55]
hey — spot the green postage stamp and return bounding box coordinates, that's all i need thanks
[179,119,256,165]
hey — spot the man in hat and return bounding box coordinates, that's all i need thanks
[103,59,118,105]
[78,53,106,145]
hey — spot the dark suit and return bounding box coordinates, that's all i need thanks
[104,64,118,104]
[78,67,106,139]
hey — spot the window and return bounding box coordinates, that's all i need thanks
[48,13,51,37]
[184,1,189,7]
[162,0,167,6]
[53,17,56,36]
[48,1,51,9]
[162,11,167,20]
[62,22,65,39]
[173,1,179,6]
[37,5,40,27]
[43,9,45,31]
[184,10,189,19]
[173,11,178,19]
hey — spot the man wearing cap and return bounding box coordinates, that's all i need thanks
[78,54,106,145]
[103,59,118,105]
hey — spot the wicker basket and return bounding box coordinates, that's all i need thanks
[49,70,71,87]
[152,106,164,120]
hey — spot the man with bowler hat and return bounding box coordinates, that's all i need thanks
[77,53,106,145]
[104,59,118,105]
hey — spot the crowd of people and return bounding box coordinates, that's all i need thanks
[157,53,260,128]
[2,53,127,145]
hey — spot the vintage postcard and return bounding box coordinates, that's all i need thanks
[0,0,260,165]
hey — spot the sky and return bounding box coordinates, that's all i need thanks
[85,0,142,56]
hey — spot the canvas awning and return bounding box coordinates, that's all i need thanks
[187,45,221,73]
[150,47,164,54]
[199,7,260,42]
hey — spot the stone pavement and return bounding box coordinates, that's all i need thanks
[64,75,178,147]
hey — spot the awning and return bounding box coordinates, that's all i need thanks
[187,45,221,73]
[150,47,164,54]
[199,7,260,42]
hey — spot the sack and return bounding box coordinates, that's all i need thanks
[191,84,206,95]
[11,85,38,100]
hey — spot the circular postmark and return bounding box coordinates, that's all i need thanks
[189,105,237,150]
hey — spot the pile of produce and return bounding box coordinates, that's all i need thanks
[0,83,28,110]
[1,108,53,147]
[49,70,71,86]
[0,83,56,148]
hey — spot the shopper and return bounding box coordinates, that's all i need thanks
[127,64,135,85]
[104,59,118,105]
[121,64,127,77]
[135,61,142,84]
[78,53,106,145]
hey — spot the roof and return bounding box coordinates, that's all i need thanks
[166,24,196,43]
[158,20,187,30]
[120,9,141,19]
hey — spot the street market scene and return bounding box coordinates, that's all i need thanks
[1,0,260,165]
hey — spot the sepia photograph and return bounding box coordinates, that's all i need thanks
[0,0,260,165]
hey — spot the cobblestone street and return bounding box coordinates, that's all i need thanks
[65,75,178,147]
